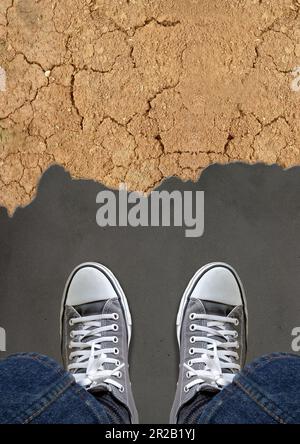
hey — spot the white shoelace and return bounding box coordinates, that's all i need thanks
[68,313,125,392]
[184,313,240,392]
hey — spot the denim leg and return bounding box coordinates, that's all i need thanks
[178,353,300,424]
[0,353,130,424]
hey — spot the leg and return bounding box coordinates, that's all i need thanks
[182,352,300,424]
[0,352,129,424]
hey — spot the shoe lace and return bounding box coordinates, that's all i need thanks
[68,313,124,392]
[184,313,240,392]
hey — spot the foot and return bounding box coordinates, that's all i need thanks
[61,262,138,423]
[170,262,248,423]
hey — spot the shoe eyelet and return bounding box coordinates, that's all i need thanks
[113,313,119,320]
[186,372,191,379]
[69,319,74,326]
[190,324,195,331]
[118,371,122,379]
[189,313,195,320]
[113,337,118,343]
[234,319,239,326]
[189,348,194,355]
[119,386,124,393]
[184,386,189,393]
[116,360,120,366]
[112,324,119,331]
[188,360,192,366]
[114,348,119,355]
[70,331,75,339]
[234,332,238,338]
[190,336,195,343]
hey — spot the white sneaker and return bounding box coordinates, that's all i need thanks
[61,262,138,423]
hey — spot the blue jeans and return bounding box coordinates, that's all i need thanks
[0,353,130,424]
[0,352,299,424]
[178,352,300,424]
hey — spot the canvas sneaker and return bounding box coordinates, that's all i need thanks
[170,262,248,423]
[61,262,138,423]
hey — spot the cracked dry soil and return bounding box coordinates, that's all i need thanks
[1,0,300,214]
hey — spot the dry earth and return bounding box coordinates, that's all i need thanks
[1,0,300,214]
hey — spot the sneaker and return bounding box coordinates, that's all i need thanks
[170,262,248,423]
[61,262,138,423]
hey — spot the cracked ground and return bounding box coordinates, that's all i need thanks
[1,0,300,214]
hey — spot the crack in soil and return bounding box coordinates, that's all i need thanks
[1,0,300,215]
